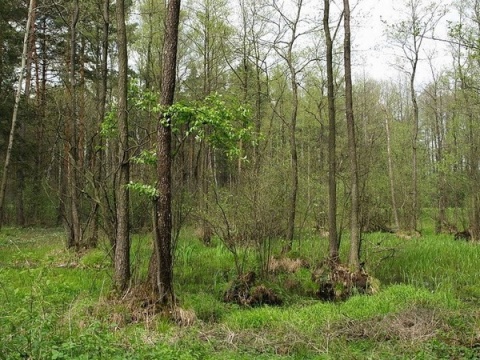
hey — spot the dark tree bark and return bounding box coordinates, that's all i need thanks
[114,0,131,292]
[65,0,81,249]
[150,0,181,306]
[323,0,339,261]
[343,0,361,270]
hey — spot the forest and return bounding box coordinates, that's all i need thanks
[0,0,479,358]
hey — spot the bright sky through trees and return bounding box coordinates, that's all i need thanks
[353,0,454,84]
[130,0,452,85]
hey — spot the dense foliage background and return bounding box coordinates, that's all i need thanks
[1,0,478,239]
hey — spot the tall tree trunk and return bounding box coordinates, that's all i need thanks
[285,59,299,251]
[88,0,110,248]
[34,15,47,224]
[281,0,303,251]
[151,0,181,306]
[16,0,37,226]
[343,0,361,271]
[323,0,339,261]
[114,0,131,292]
[410,71,419,232]
[0,0,35,230]
[66,0,82,249]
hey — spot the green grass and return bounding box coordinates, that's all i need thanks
[0,227,479,359]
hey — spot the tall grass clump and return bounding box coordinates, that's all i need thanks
[364,232,479,302]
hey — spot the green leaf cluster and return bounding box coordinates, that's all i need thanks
[126,181,159,199]
[164,93,254,158]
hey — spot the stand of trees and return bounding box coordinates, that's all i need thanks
[1,0,478,304]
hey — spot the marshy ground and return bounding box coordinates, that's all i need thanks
[0,227,479,359]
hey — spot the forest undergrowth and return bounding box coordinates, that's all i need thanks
[0,227,479,359]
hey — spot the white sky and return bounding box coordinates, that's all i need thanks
[351,0,455,86]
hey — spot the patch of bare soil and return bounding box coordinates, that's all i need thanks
[312,261,378,301]
[337,307,440,343]
[223,271,283,306]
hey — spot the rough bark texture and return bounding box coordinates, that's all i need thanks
[114,0,131,292]
[344,0,361,270]
[151,0,182,307]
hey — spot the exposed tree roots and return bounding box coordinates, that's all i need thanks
[312,260,378,301]
[224,271,283,307]
[454,230,472,241]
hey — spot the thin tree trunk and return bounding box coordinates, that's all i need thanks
[89,0,110,248]
[0,0,35,230]
[100,0,112,245]
[34,16,47,224]
[430,71,446,234]
[114,0,131,292]
[66,0,81,249]
[16,0,37,226]
[285,65,299,251]
[283,1,303,251]
[410,72,419,232]
[323,0,339,261]
[344,0,361,271]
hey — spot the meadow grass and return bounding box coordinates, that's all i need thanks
[0,227,478,359]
